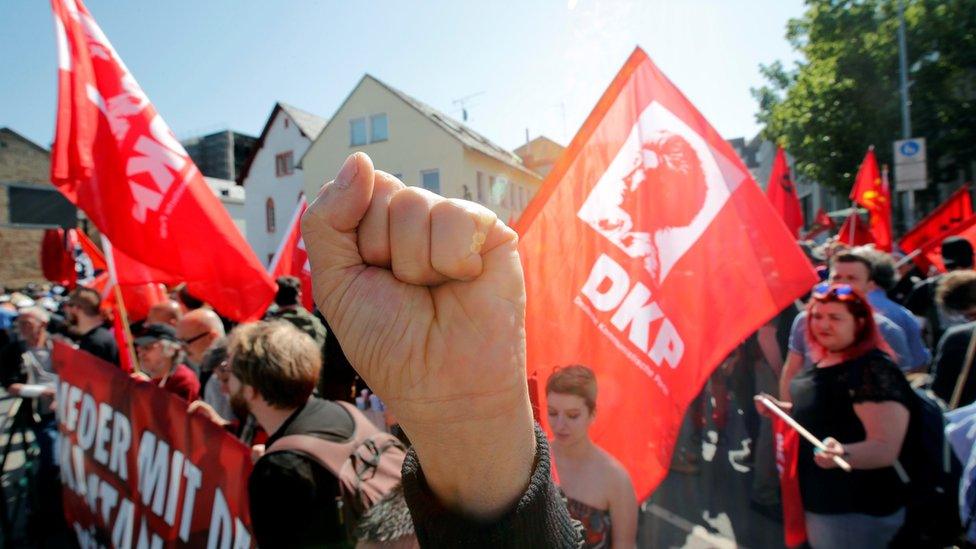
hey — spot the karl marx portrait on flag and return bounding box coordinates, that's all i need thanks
[577,102,732,283]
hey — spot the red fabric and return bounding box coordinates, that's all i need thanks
[774,415,807,547]
[515,47,818,499]
[49,0,274,321]
[837,213,875,246]
[53,342,254,545]
[155,363,201,402]
[765,147,804,238]
[269,197,313,311]
[849,148,892,251]
[900,185,972,272]
[76,229,107,271]
[919,213,976,273]
[40,228,77,287]
[806,208,835,239]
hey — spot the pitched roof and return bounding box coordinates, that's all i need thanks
[279,103,327,140]
[237,102,328,184]
[0,127,49,156]
[365,76,534,177]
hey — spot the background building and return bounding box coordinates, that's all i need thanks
[239,103,327,266]
[301,75,543,223]
[182,129,257,182]
[0,128,77,287]
[514,135,565,179]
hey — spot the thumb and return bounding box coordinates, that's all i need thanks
[301,152,376,312]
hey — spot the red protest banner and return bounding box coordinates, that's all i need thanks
[53,342,254,547]
[49,0,275,321]
[269,197,314,311]
[516,47,817,499]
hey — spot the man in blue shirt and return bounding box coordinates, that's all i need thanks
[857,247,930,371]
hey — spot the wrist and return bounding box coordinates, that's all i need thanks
[400,393,537,519]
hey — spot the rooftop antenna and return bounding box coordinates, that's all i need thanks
[452,91,485,122]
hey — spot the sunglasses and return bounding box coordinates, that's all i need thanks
[180,331,210,346]
[812,283,859,301]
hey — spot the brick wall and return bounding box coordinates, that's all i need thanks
[0,128,54,288]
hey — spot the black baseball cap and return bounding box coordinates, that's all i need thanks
[134,323,180,347]
[942,236,974,270]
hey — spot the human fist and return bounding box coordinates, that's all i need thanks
[301,153,535,517]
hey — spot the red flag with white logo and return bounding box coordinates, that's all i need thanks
[516,48,817,498]
[774,416,807,547]
[269,196,314,311]
[849,148,892,251]
[766,147,804,238]
[49,0,274,321]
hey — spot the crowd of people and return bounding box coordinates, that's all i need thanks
[3,151,976,548]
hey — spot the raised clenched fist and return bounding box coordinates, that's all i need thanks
[301,152,535,516]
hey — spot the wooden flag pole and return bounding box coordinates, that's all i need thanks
[755,394,853,472]
[113,284,140,375]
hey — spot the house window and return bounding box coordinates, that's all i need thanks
[507,184,516,210]
[350,118,367,146]
[266,198,276,233]
[518,185,527,210]
[476,172,486,203]
[284,118,289,129]
[370,113,388,143]
[275,151,294,177]
[268,253,275,265]
[421,169,440,195]
[491,176,509,207]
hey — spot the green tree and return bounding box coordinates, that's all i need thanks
[754,0,976,209]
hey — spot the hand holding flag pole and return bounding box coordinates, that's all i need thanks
[755,394,853,472]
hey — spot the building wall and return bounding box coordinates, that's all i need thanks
[243,110,314,266]
[303,77,466,201]
[204,177,248,241]
[462,150,541,222]
[0,129,56,287]
[303,77,541,223]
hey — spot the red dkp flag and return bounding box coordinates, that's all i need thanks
[49,0,274,321]
[269,196,314,311]
[517,47,817,498]
[849,147,892,251]
[765,146,804,238]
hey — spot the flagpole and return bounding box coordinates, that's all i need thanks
[101,236,139,374]
[755,395,853,472]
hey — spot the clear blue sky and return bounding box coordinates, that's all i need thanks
[2,0,804,152]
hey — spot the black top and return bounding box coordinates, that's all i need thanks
[249,397,356,548]
[78,325,119,367]
[790,350,913,516]
[932,322,976,407]
[402,423,582,548]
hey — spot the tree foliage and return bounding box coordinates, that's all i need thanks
[754,0,976,201]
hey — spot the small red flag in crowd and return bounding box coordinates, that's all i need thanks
[75,228,107,271]
[40,228,78,288]
[270,196,314,311]
[774,416,807,547]
[49,0,275,321]
[849,148,892,251]
[516,47,818,499]
[837,213,874,247]
[805,208,835,239]
[765,147,804,238]
[900,185,973,272]
[917,213,976,273]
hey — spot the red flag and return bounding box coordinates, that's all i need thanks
[900,185,972,271]
[774,416,807,547]
[765,147,804,238]
[516,48,818,499]
[805,208,835,239]
[837,213,875,247]
[849,148,892,251]
[75,229,107,271]
[49,0,274,321]
[269,196,313,311]
[918,213,976,273]
[40,228,77,287]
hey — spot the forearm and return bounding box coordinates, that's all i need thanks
[840,438,903,469]
[779,353,802,402]
[757,324,783,377]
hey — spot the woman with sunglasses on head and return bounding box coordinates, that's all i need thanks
[547,365,638,549]
[758,284,913,548]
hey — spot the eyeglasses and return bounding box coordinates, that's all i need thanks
[180,331,209,346]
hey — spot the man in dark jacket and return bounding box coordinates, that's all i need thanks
[63,287,119,367]
[931,270,976,407]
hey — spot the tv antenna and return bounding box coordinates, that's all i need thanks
[452,91,485,122]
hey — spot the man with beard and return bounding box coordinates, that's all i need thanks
[175,308,225,385]
[226,320,356,547]
[134,323,200,402]
[63,287,119,367]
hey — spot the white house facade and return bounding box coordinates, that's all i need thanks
[240,103,327,267]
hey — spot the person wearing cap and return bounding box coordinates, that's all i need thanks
[135,323,200,402]
[264,276,327,348]
[906,236,975,348]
